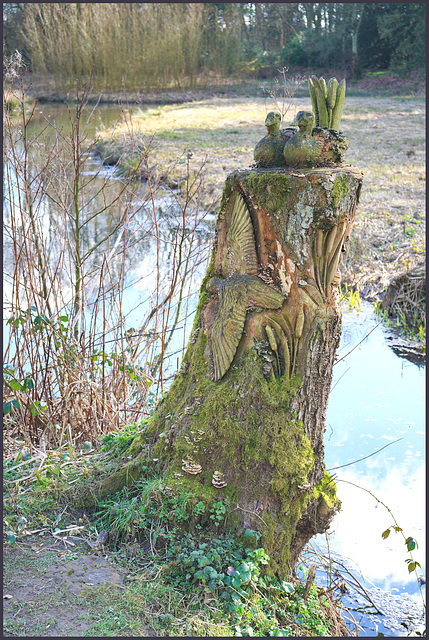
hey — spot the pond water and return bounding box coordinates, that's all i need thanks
[4,103,425,635]
[307,302,426,636]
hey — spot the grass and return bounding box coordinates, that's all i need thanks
[3,433,353,637]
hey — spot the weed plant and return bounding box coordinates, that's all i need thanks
[93,474,340,637]
[339,282,362,312]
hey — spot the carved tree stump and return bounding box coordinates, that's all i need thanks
[102,166,363,577]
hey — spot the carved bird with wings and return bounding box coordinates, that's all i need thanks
[208,191,284,381]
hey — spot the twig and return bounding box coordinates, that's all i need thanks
[334,322,383,365]
[327,438,403,471]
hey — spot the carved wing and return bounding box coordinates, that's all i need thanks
[245,275,284,309]
[211,278,248,381]
[210,275,284,381]
[226,192,258,276]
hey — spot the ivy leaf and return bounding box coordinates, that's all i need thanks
[281,581,295,594]
[197,556,209,568]
[381,529,391,539]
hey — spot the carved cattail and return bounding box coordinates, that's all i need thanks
[331,79,346,131]
[319,77,327,98]
[327,78,338,128]
[308,77,319,126]
[325,226,337,255]
[265,325,278,352]
[315,228,324,257]
[295,308,305,338]
[311,76,329,128]
[326,233,346,288]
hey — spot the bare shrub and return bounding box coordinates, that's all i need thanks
[3,76,212,449]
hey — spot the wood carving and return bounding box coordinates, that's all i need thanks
[120,164,363,579]
[207,275,284,381]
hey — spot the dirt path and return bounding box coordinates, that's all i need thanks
[3,535,156,637]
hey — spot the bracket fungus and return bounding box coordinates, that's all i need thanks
[181,459,202,475]
[212,471,228,488]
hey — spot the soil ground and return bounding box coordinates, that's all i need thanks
[3,534,159,638]
[3,535,156,637]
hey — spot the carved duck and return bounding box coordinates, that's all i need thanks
[283,110,348,168]
[254,111,297,168]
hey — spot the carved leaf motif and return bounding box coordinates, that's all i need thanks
[312,222,348,298]
[226,192,258,276]
[208,275,284,381]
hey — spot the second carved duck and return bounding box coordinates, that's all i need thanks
[283,110,348,168]
[254,111,297,168]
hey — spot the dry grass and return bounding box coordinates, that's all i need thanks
[97,94,426,294]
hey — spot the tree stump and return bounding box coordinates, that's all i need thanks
[102,166,363,577]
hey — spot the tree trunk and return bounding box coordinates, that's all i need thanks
[98,166,363,577]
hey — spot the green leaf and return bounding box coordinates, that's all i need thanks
[29,403,40,416]
[23,377,34,391]
[393,526,403,532]
[381,529,391,539]
[59,315,68,322]
[281,581,295,594]
[407,562,416,573]
[197,556,209,568]
[405,537,417,551]
[9,380,23,391]
[3,399,20,414]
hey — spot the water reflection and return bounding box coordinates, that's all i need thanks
[319,302,425,635]
[3,102,214,385]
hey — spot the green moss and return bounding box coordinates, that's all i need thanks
[330,174,351,210]
[142,323,315,574]
[310,469,339,510]
[245,172,292,214]
[219,176,235,211]
[189,247,216,335]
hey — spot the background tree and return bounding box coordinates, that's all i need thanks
[3,3,426,89]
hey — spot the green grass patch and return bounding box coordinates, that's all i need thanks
[3,434,343,637]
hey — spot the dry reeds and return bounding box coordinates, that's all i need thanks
[380,266,426,331]
[19,3,243,91]
[3,76,212,450]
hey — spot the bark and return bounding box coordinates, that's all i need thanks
[95,165,363,577]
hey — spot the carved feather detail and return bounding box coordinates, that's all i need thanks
[226,192,258,276]
[207,275,284,381]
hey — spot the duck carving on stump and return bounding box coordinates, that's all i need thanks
[254,111,297,168]
[283,110,348,168]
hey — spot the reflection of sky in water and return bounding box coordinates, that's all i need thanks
[319,302,425,635]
